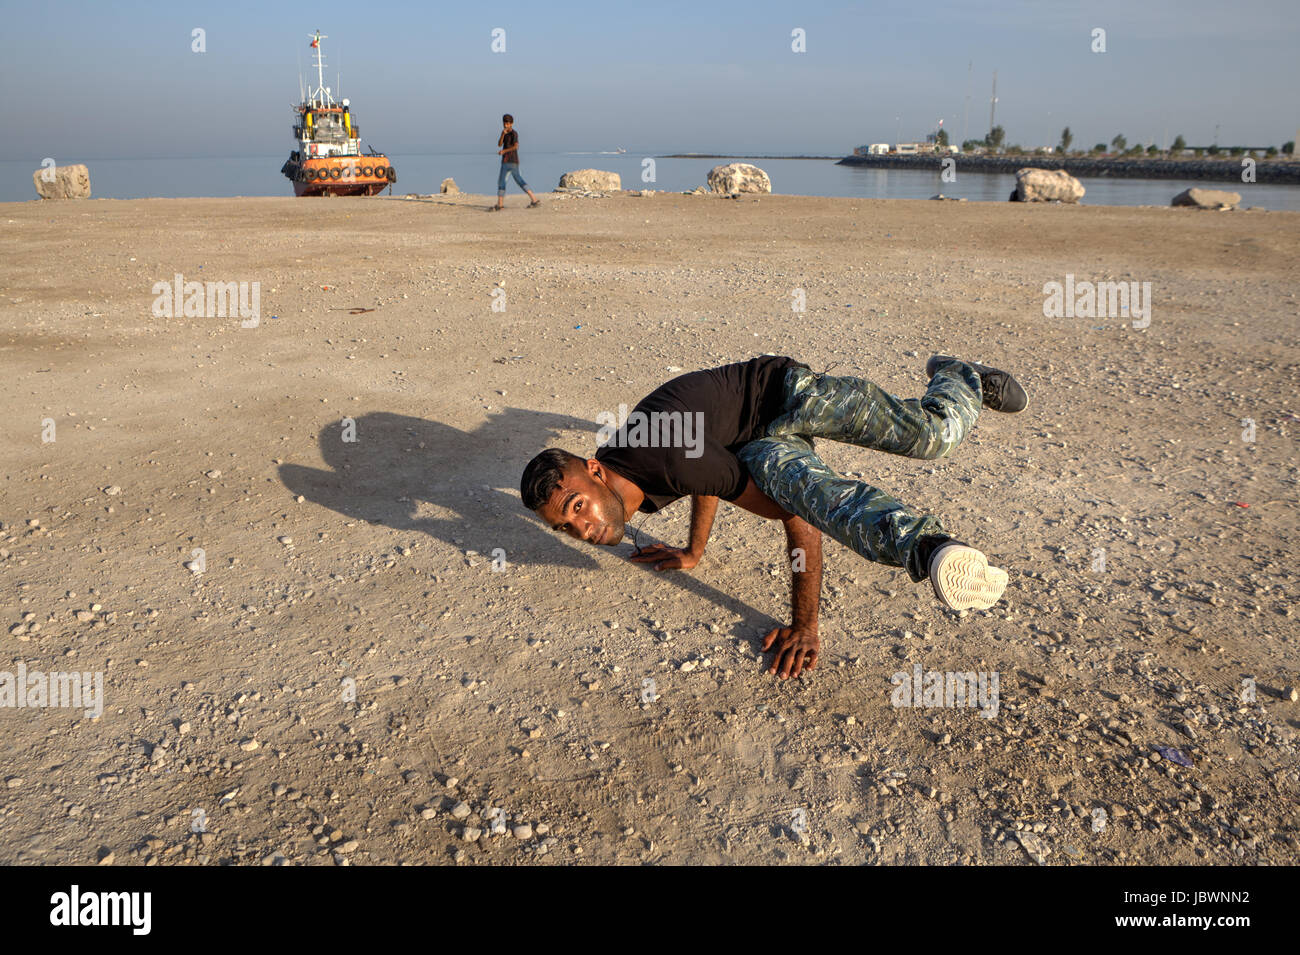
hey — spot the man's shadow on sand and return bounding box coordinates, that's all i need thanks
[278,408,762,621]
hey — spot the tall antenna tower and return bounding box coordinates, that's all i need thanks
[989,70,998,136]
[962,60,972,145]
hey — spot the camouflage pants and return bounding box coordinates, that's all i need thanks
[736,360,982,581]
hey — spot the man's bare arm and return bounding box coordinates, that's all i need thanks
[629,494,717,570]
[687,494,718,557]
[784,514,822,634]
[731,477,822,678]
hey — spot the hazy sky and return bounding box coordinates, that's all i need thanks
[1,0,1295,161]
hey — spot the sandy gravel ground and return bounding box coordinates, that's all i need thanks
[1,190,1297,866]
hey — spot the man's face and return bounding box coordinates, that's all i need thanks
[537,460,626,547]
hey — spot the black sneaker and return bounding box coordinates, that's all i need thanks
[926,355,1028,413]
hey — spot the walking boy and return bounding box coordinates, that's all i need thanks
[492,114,540,210]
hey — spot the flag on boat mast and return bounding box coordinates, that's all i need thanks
[310,31,320,48]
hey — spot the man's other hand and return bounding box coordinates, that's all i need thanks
[629,544,701,571]
[761,624,819,679]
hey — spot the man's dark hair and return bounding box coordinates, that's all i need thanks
[521,448,583,511]
[502,113,514,124]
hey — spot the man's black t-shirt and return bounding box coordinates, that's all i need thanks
[501,129,519,164]
[594,355,808,513]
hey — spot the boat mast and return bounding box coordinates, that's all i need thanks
[309,31,330,107]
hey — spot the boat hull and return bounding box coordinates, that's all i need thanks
[282,157,396,197]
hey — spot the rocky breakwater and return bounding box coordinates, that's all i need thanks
[837,153,1300,184]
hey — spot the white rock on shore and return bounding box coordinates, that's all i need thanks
[1012,167,1084,203]
[33,163,91,199]
[558,169,621,192]
[1171,187,1241,210]
[707,163,771,195]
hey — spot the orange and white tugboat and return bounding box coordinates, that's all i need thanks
[280,31,396,196]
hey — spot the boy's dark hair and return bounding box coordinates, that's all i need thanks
[502,114,514,124]
[521,448,584,511]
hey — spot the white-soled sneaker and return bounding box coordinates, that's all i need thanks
[929,544,1008,610]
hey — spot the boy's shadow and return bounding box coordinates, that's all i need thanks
[279,408,762,620]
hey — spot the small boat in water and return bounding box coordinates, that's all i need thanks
[280,31,395,197]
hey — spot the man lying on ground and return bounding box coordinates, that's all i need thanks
[519,354,1029,679]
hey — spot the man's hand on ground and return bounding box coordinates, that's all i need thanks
[629,544,701,571]
[761,624,819,679]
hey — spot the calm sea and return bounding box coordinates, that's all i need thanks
[4,152,1298,210]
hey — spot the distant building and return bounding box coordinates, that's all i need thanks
[852,142,958,157]
[898,142,957,155]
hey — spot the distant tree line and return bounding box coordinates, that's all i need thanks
[959,125,1295,158]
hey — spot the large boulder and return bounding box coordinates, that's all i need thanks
[707,162,771,194]
[1012,167,1084,203]
[33,163,91,199]
[557,169,621,192]
[1171,187,1240,210]
[440,177,459,194]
